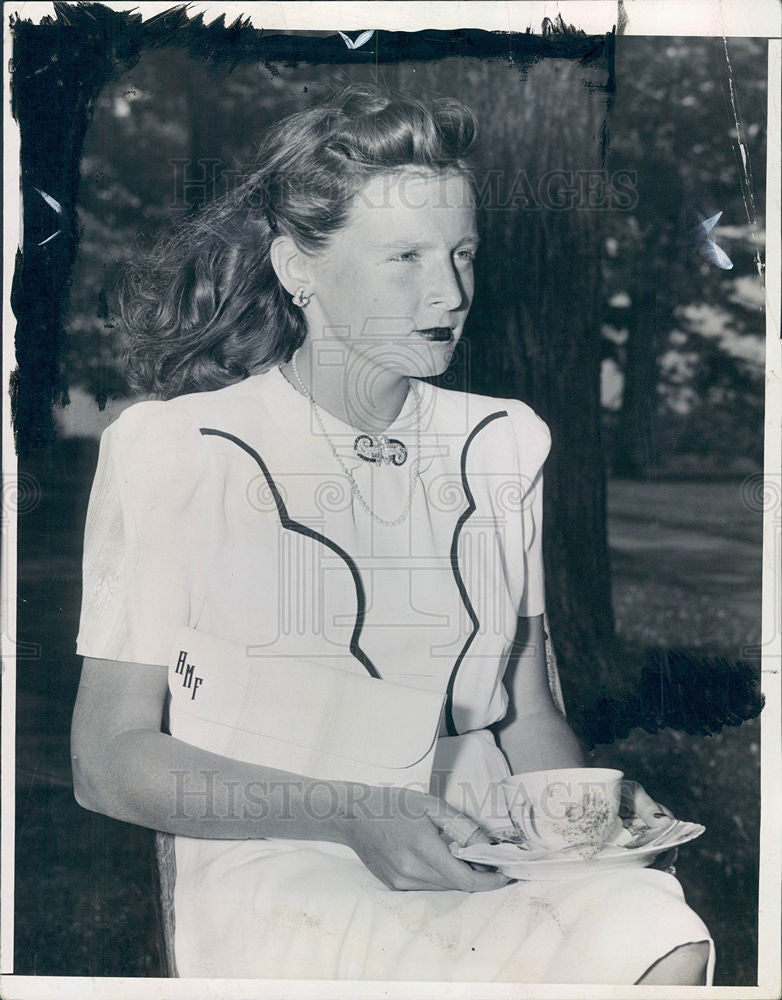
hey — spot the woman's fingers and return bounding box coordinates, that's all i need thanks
[427,808,484,847]
[365,834,507,892]
[420,795,500,846]
[419,798,511,888]
[432,820,497,873]
[621,780,675,830]
[463,826,491,848]
[418,821,509,890]
[347,787,510,892]
[420,851,509,891]
[392,865,506,892]
[391,810,508,890]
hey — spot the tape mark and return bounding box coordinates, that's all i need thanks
[338,30,374,50]
[34,187,63,246]
[721,36,763,285]
[617,0,629,35]
[34,188,62,214]
[694,211,734,270]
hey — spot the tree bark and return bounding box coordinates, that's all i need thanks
[388,53,619,714]
[611,282,659,477]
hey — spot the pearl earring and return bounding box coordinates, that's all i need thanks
[292,286,311,307]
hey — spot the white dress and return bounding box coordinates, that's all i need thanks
[75,365,715,983]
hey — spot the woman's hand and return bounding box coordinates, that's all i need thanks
[619,781,680,873]
[338,784,510,892]
[620,779,675,832]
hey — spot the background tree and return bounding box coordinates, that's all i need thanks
[601,36,766,477]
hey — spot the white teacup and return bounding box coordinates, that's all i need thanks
[502,768,624,858]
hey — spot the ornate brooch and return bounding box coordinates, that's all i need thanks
[354,433,408,466]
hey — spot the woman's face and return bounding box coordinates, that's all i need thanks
[303,168,479,380]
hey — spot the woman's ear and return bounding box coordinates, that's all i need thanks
[269,235,313,298]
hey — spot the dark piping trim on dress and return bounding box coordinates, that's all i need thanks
[198,427,381,680]
[445,411,509,737]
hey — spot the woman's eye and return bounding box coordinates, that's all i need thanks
[389,249,477,263]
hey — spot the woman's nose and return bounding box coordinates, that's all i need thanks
[426,259,465,311]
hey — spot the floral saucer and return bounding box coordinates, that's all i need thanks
[450,819,705,881]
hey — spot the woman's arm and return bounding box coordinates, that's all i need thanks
[492,617,674,833]
[71,656,356,842]
[71,656,508,892]
[491,613,586,774]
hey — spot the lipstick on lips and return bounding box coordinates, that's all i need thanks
[414,326,454,342]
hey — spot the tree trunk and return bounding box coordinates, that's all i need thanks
[520,66,619,709]
[611,283,659,477]
[387,52,619,715]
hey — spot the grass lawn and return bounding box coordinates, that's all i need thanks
[592,478,763,986]
[13,470,764,983]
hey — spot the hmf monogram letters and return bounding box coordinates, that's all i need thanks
[175,649,204,700]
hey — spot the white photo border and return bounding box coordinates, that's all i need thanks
[2,3,780,998]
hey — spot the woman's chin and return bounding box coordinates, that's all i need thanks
[422,358,454,378]
[346,338,459,380]
[401,341,459,378]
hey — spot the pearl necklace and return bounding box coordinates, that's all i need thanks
[283,353,422,527]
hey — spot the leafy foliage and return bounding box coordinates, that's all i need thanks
[602,37,766,474]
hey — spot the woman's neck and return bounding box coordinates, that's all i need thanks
[280,346,410,435]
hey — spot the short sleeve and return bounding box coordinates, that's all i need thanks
[506,399,552,618]
[75,399,209,666]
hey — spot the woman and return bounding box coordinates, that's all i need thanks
[71,84,714,984]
